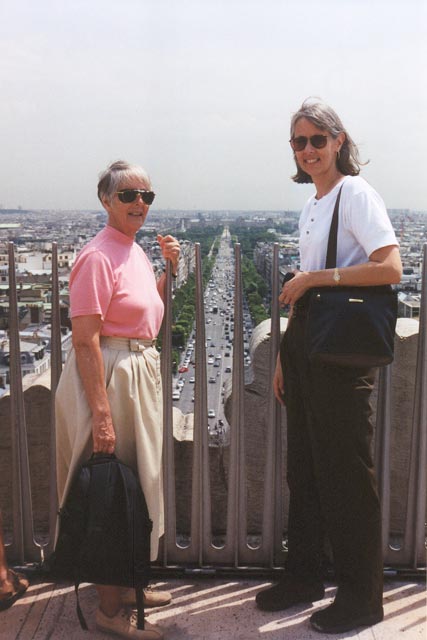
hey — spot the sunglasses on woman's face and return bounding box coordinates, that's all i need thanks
[290,134,329,152]
[116,189,156,205]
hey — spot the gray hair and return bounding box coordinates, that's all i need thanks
[290,98,366,183]
[97,160,152,203]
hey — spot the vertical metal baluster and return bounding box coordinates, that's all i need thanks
[193,244,209,564]
[46,243,62,557]
[272,245,284,564]
[160,260,176,566]
[224,244,239,564]
[8,242,39,561]
[404,243,427,567]
[165,244,209,566]
[230,244,246,565]
[374,364,392,555]
[200,249,213,562]
[237,246,249,564]
[7,242,24,561]
[260,244,283,565]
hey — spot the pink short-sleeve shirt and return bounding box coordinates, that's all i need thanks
[70,225,164,339]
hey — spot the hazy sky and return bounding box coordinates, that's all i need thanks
[1,0,426,212]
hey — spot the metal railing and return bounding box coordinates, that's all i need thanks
[3,241,426,570]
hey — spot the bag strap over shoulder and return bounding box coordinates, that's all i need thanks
[325,184,344,270]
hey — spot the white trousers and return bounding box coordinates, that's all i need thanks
[55,337,164,561]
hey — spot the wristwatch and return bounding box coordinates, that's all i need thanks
[333,267,341,283]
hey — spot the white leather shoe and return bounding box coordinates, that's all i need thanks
[121,586,172,608]
[96,607,164,639]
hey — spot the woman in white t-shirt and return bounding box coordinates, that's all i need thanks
[255,99,402,635]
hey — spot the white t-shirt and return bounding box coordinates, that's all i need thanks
[299,175,398,271]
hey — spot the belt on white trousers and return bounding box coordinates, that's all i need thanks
[100,336,157,351]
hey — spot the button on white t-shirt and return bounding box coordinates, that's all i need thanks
[299,176,398,271]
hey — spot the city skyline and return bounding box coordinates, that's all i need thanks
[1,0,426,212]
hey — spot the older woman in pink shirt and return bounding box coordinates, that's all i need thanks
[56,160,180,640]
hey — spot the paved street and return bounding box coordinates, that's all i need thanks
[172,231,253,445]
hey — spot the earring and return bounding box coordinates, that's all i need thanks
[337,149,341,160]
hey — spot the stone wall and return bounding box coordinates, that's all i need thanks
[0,385,51,539]
[223,318,289,534]
[385,318,420,534]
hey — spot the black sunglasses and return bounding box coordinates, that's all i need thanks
[116,189,156,205]
[290,134,329,152]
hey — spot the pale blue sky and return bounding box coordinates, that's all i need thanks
[0,0,425,211]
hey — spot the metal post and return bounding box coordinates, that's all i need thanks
[229,244,246,565]
[193,243,210,564]
[7,242,39,561]
[374,364,392,553]
[161,260,177,565]
[260,244,284,565]
[404,243,427,567]
[46,243,62,557]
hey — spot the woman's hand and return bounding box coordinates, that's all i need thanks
[72,315,116,455]
[157,234,180,275]
[92,413,116,454]
[273,354,285,406]
[279,270,311,307]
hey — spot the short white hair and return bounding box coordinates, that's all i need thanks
[97,160,152,203]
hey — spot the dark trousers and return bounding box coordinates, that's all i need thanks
[280,310,383,611]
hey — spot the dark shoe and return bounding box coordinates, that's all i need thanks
[256,575,325,611]
[310,601,384,634]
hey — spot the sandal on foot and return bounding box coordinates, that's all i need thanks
[0,591,20,611]
[0,583,18,612]
[9,569,29,596]
[0,570,29,611]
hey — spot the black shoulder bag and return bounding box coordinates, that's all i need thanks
[306,186,398,368]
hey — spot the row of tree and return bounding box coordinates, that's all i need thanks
[164,223,291,369]
[228,226,275,325]
[166,226,221,371]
